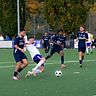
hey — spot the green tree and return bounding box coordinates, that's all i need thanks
[44,0,94,33]
[0,0,26,37]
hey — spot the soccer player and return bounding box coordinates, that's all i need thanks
[77,26,88,68]
[13,29,28,80]
[86,31,93,55]
[42,32,51,55]
[45,30,66,68]
[25,37,45,77]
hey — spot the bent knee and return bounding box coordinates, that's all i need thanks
[41,57,46,62]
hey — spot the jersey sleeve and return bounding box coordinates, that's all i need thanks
[14,37,19,45]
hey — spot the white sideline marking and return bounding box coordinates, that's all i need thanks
[0,59,96,69]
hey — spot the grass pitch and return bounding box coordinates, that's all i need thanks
[0,48,96,96]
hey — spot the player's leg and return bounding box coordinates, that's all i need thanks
[17,59,28,73]
[25,68,42,78]
[13,53,22,80]
[13,61,22,80]
[58,50,66,68]
[45,46,56,60]
[32,57,45,73]
[86,43,89,55]
[89,43,93,54]
[79,51,83,67]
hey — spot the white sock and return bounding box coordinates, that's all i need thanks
[35,69,42,74]
[86,47,89,54]
[33,60,45,71]
[90,47,92,52]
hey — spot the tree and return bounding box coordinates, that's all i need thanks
[44,0,94,33]
[0,0,26,37]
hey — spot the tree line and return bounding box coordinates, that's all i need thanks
[0,0,95,37]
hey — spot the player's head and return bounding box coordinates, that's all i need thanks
[28,37,35,44]
[20,29,26,37]
[80,26,85,32]
[57,30,64,35]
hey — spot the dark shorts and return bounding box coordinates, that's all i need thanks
[13,52,27,63]
[50,45,63,55]
[78,46,86,53]
[43,43,50,48]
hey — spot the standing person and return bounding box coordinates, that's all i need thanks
[45,30,66,68]
[0,33,4,41]
[25,37,45,77]
[77,26,88,68]
[13,29,28,80]
[86,31,93,55]
[63,32,66,50]
[42,32,51,55]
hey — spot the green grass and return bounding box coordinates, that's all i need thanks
[0,48,96,96]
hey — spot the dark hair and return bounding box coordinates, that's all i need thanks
[28,36,34,39]
[57,30,63,34]
[20,28,26,32]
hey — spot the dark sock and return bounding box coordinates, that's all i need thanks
[79,60,82,64]
[82,56,84,60]
[45,49,47,53]
[45,55,50,60]
[18,68,24,73]
[13,71,18,77]
[61,56,64,64]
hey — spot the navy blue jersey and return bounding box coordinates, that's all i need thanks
[53,34,65,46]
[13,36,25,54]
[42,35,50,44]
[77,32,88,47]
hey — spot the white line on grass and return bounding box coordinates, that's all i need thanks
[0,59,96,69]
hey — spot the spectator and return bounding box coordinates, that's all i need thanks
[0,33,4,41]
[5,35,11,41]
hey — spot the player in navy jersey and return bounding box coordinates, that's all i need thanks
[42,32,51,54]
[77,26,88,68]
[13,29,28,80]
[45,30,66,68]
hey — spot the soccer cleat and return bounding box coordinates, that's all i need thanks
[25,71,31,78]
[32,69,37,77]
[12,76,19,80]
[61,64,66,68]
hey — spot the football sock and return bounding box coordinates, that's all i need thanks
[79,60,82,64]
[45,55,50,60]
[61,56,64,64]
[82,56,84,60]
[35,69,42,74]
[33,60,45,71]
[86,47,89,54]
[18,68,24,73]
[13,71,18,77]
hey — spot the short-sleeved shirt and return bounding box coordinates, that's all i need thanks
[77,32,88,48]
[42,35,50,44]
[53,34,65,47]
[13,36,25,54]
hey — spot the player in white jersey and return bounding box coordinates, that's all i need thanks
[86,31,93,55]
[25,37,45,78]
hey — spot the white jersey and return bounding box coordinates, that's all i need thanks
[26,44,40,60]
[87,33,92,43]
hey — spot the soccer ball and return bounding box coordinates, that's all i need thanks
[55,70,62,77]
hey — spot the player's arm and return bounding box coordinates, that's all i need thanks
[14,45,25,53]
[14,38,25,53]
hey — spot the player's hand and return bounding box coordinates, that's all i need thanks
[19,48,25,53]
